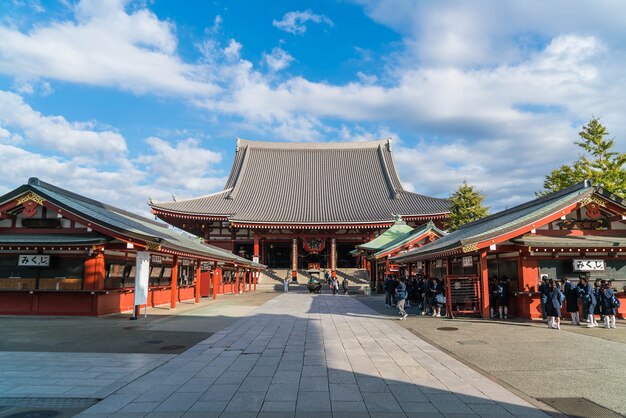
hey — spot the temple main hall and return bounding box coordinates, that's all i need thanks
[150,138,450,278]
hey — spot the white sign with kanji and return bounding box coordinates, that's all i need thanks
[573,259,605,271]
[19,255,50,266]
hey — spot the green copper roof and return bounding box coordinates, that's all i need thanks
[357,216,414,251]
[392,181,622,262]
[372,221,446,259]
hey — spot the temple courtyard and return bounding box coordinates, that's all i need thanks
[0,290,624,418]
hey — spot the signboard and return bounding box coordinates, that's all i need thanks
[388,263,400,272]
[462,256,473,267]
[252,256,259,264]
[200,261,212,271]
[19,255,50,267]
[151,255,162,263]
[573,259,605,272]
[134,251,150,306]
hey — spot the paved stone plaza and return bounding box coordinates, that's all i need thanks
[69,293,547,417]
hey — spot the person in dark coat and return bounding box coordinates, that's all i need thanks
[546,279,563,330]
[599,280,617,329]
[561,277,580,325]
[581,277,599,327]
[489,276,498,319]
[432,278,446,317]
[342,277,349,295]
[384,276,394,307]
[496,276,510,319]
[395,277,408,320]
[577,277,588,320]
[538,275,550,322]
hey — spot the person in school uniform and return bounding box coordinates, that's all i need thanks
[581,277,599,328]
[599,280,617,329]
[561,277,580,325]
[496,276,510,319]
[489,276,498,319]
[538,275,550,322]
[546,279,563,330]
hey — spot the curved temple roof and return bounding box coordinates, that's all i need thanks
[150,138,450,225]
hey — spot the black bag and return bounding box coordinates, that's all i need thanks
[612,296,621,309]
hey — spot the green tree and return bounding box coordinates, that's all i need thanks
[445,181,490,231]
[539,118,626,197]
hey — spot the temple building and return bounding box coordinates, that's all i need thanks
[0,178,263,315]
[150,138,450,279]
[392,181,626,319]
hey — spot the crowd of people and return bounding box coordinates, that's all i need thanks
[538,275,620,330]
[383,274,447,320]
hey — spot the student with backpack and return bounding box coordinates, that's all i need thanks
[538,275,550,322]
[599,280,618,329]
[546,279,564,330]
[581,277,599,327]
[561,277,580,325]
[496,276,510,319]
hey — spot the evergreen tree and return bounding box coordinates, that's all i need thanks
[446,181,490,231]
[539,118,626,197]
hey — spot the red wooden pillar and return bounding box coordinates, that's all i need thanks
[195,262,201,303]
[292,238,298,280]
[84,251,105,290]
[408,263,413,278]
[247,270,251,292]
[254,270,257,291]
[212,262,219,300]
[331,238,337,278]
[171,255,179,309]
[253,233,260,260]
[479,250,489,318]
[235,268,240,294]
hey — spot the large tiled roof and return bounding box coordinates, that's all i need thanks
[512,234,626,249]
[392,181,616,262]
[150,138,450,224]
[0,179,263,267]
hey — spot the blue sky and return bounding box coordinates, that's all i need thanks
[0,0,625,216]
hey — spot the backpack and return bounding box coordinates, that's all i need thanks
[612,296,621,309]
[496,284,504,296]
[558,291,565,303]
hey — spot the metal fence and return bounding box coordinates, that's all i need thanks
[444,275,481,318]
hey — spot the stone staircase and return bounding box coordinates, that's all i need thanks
[257,268,371,294]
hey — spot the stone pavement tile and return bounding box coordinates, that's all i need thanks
[256,356,281,366]
[329,383,363,402]
[425,393,475,414]
[356,376,390,392]
[249,365,278,376]
[387,384,428,403]
[79,393,139,414]
[215,370,248,384]
[296,390,331,412]
[300,375,329,391]
[399,402,439,413]
[363,391,403,413]
[333,412,371,418]
[258,412,296,418]
[328,369,356,384]
[278,360,304,371]
[140,413,183,418]
[218,412,258,418]
[265,383,299,401]
[154,391,203,412]
[294,412,332,418]
[369,413,407,418]
[223,391,265,413]
[177,376,218,393]
[303,356,326,366]
[331,400,368,412]
[133,384,185,402]
[107,412,145,418]
[188,400,228,412]
[117,401,159,413]
[273,370,301,384]
[301,365,327,376]
[239,375,272,392]
[182,413,220,418]
[261,400,296,412]
[501,403,549,417]
[197,383,238,401]
[469,403,515,416]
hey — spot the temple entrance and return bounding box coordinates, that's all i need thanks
[264,242,291,268]
[337,242,359,268]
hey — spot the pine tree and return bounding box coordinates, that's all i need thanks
[446,181,490,231]
[539,118,626,197]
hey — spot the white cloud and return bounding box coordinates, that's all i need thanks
[0,90,127,157]
[0,0,217,96]
[263,47,294,72]
[272,10,333,35]
[136,137,224,191]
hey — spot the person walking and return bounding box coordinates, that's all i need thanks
[546,279,564,329]
[283,276,290,293]
[395,277,408,320]
[384,276,394,307]
[538,275,550,322]
[581,277,599,327]
[342,277,349,295]
[331,277,339,295]
[561,277,580,325]
[433,278,446,318]
[599,280,617,329]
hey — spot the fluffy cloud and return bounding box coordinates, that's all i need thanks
[263,47,295,72]
[0,0,217,96]
[0,90,127,156]
[272,10,333,35]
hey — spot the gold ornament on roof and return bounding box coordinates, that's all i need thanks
[16,192,45,206]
